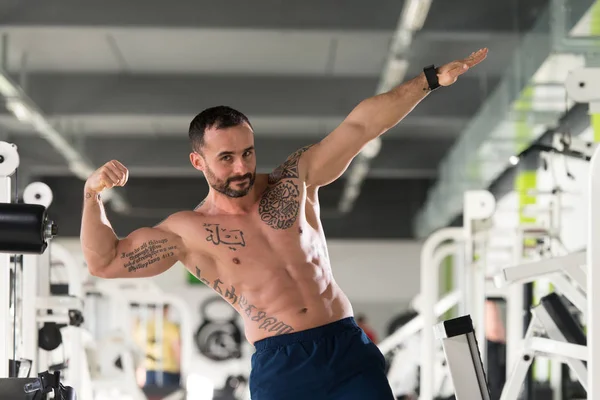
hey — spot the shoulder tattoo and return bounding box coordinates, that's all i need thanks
[268,145,314,185]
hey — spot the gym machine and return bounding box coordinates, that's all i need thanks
[435,315,490,400]
[495,251,586,319]
[500,293,587,399]
[83,279,195,400]
[378,190,496,399]
[0,141,79,398]
[565,66,600,399]
[436,290,587,400]
[20,182,89,396]
[433,67,600,399]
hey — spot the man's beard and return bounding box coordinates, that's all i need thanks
[205,167,256,198]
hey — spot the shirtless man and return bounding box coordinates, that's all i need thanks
[81,48,488,400]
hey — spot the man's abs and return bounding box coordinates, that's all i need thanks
[187,255,353,344]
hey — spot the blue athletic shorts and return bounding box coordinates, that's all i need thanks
[249,317,395,400]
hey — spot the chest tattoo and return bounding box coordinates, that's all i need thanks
[203,223,246,251]
[259,180,300,230]
[260,145,312,230]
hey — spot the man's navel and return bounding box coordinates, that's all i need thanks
[233,257,241,265]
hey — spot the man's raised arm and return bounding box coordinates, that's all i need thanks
[300,48,488,188]
[80,160,185,278]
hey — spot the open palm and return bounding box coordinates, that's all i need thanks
[437,48,488,87]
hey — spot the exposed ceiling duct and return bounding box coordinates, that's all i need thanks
[337,0,433,214]
[0,66,130,213]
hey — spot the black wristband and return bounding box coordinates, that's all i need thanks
[423,64,440,91]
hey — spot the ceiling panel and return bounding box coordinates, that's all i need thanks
[112,29,332,76]
[1,28,121,72]
[1,27,392,76]
[0,0,405,31]
[4,73,378,117]
[2,73,495,120]
[0,115,346,138]
[330,33,392,76]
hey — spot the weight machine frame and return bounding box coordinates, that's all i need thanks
[434,315,491,400]
[86,279,194,390]
[0,142,19,378]
[499,298,587,400]
[564,65,600,399]
[436,296,587,400]
[376,190,495,399]
[432,66,600,399]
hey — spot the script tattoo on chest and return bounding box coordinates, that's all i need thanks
[194,267,295,336]
[204,223,246,251]
[260,145,312,230]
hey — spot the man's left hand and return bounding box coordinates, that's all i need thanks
[437,48,488,87]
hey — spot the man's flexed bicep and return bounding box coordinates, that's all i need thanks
[88,222,185,279]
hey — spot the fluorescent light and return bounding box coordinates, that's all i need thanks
[361,137,382,159]
[0,75,18,97]
[6,99,33,123]
[379,59,410,93]
[401,0,433,31]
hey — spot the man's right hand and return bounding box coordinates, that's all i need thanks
[85,160,129,193]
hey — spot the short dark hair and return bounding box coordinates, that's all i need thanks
[188,106,252,152]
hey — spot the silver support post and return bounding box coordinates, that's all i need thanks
[587,138,600,400]
[0,174,10,378]
[21,255,38,376]
[36,250,50,373]
[0,142,19,378]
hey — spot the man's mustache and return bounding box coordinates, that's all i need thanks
[228,173,253,183]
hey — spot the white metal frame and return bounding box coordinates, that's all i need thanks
[564,67,600,399]
[434,315,491,400]
[21,182,56,378]
[378,289,462,354]
[495,251,586,292]
[419,190,495,400]
[89,279,194,386]
[20,254,38,376]
[463,190,496,368]
[500,304,587,400]
[0,141,20,378]
[437,301,587,400]
[495,251,587,319]
[588,124,600,400]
